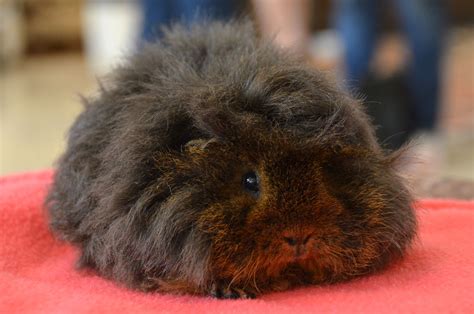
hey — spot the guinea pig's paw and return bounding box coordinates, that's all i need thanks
[210,283,256,299]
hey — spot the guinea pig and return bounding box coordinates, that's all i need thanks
[46,19,416,299]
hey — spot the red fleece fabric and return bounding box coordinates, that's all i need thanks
[0,170,473,313]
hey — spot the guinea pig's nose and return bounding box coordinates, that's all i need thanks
[282,231,314,258]
[283,234,312,246]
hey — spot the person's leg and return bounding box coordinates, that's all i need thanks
[252,0,311,54]
[141,0,174,41]
[141,0,237,42]
[333,0,379,89]
[394,0,445,130]
[175,0,237,22]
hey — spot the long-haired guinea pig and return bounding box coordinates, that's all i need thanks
[46,20,416,299]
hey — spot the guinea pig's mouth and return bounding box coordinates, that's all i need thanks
[284,245,313,262]
[294,251,312,261]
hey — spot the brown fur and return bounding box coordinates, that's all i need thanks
[46,20,416,299]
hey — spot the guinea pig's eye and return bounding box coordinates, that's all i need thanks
[243,171,259,195]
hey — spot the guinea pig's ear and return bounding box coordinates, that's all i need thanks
[193,107,266,141]
[184,138,218,153]
[193,109,241,140]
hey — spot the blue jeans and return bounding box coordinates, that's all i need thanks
[334,0,445,130]
[141,0,237,42]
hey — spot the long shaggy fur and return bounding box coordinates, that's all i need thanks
[46,20,416,298]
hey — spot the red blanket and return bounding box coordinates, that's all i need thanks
[1,170,473,313]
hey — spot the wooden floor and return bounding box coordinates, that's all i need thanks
[0,28,472,181]
[1,53,94,175]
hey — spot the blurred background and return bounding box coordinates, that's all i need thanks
[0,0,473,197]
